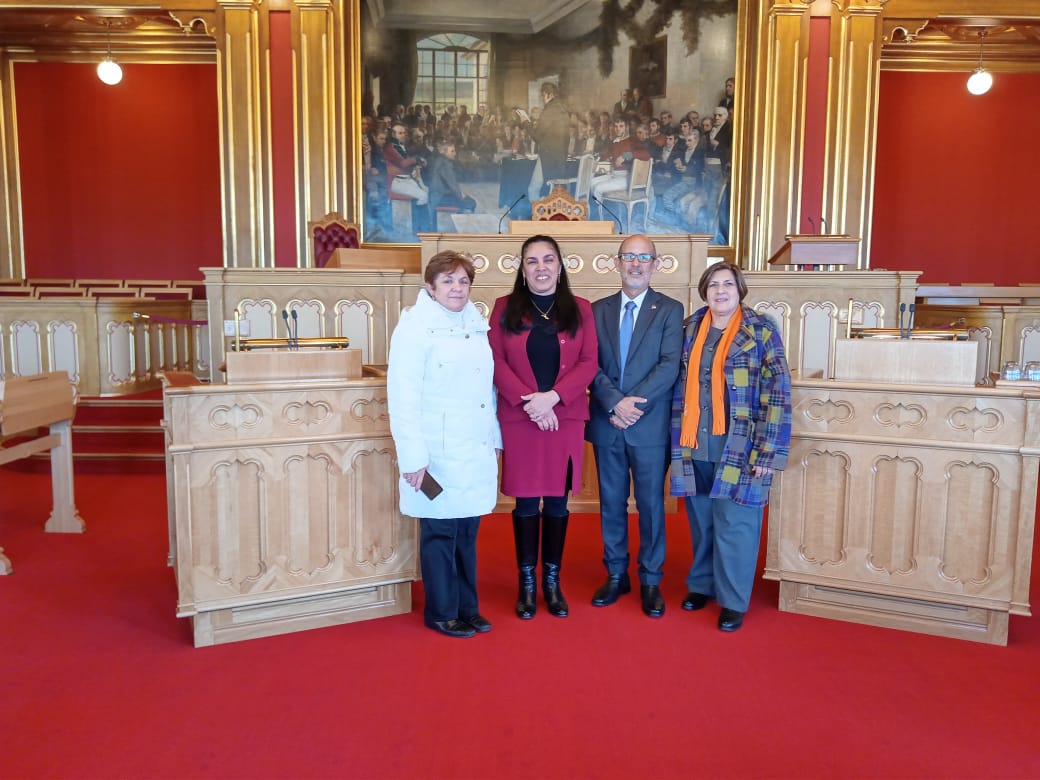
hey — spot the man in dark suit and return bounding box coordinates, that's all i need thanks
[586,234,684,617]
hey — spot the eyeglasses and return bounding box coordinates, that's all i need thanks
[616,252,656,264]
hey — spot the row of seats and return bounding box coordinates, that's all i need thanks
[0,278,204,300]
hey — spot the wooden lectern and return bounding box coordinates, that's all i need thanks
[162,348,417,646]
[766,337,1038,645]
[766,234,859,271]
[0,371,84,574]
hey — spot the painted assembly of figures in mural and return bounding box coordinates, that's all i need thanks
[360,1,737,244]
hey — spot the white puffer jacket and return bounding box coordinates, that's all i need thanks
[387,289,502,519]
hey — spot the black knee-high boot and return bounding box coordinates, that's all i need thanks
[512,511,540,619]
[541,513,569,617]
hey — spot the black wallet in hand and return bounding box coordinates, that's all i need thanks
[420,471,443,499]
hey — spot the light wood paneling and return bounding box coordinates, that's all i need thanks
[765,375,1039,644]
[162,374,416,646]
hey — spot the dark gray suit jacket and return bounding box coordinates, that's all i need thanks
[586,288,684,447]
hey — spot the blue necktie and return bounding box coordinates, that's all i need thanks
[619,300,635,382]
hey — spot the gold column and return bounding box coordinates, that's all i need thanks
[823,0,888,269]
[292,0,352,266]
[215,0,273,268]
[744,1,812,269]
[0,49,23,279]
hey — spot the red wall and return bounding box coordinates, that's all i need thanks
[270,11,298,268]
[871,71,1040,285]
[15,62,221,280]
[799,15,830,233]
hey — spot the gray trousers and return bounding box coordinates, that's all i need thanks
[683,460,763,612]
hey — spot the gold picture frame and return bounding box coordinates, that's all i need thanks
[351,0,746,250]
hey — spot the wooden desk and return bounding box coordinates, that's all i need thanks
[765,375,1038,644]
[162,372,417,646]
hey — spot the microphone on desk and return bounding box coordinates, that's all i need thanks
[591,195,623,233]
[290,309,300,350]
[282,310,293,348]
[819,216,827,234]
[807,216,816,235]
[498,193,526,234]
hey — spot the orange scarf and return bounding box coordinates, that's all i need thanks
[680,307,743,448]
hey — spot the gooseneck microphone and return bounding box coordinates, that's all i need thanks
[290,309,299,350]
[591,195,623,233]
[807,216,816,235]
[498,192,526,234]
[282,310,292,348]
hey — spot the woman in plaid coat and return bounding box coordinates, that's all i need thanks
[670,261,791,632]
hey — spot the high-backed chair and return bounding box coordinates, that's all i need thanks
[531,185,588,222]
[307,212,361,268]
[573,154,596,204]
[546,153,594,195]
[601,158,653,233]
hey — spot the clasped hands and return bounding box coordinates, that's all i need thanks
[609,395,647,430]
[521,390,560,432]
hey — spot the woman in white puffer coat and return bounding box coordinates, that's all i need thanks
[387,251,502,639]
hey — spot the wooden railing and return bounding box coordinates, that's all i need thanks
[0,279,209,396]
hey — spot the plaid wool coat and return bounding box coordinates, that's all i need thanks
[669,305,792,507]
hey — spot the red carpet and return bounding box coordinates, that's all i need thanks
[2,465,1039,779]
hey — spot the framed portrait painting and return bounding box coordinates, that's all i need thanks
[357,0,740,245]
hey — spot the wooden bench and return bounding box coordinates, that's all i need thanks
[0,371,84,574]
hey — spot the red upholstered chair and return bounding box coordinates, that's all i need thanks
[307,212,361,268]
[531,186,588,221]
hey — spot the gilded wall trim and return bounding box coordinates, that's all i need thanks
[745,2,812,269]
[216,0,273,268]
[0,50,24,280]
[823,0,887,269]
[292,0,351,268]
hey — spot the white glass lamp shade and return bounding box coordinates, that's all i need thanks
[966,68,992,96]
[97,57,123,86]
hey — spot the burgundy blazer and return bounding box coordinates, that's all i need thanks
[488,295,598,427]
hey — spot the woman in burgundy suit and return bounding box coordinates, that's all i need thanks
[489,234,599,620]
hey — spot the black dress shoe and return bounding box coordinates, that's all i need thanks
[461,614,492,633]
[640,585,665,618]
[681,592,710,611]
[424,619,476,638]
[718,608,744,632]
[591,573,631,606]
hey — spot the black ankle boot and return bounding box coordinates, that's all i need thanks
[542,513,569,618]
[512,511,540,619]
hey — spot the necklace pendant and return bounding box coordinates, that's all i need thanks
[541,312,549,320]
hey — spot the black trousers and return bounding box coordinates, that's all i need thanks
[419,516,480,623]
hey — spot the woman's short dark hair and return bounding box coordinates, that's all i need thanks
[424,251,475,286]
[697,261,749,302]
[501,234,581,336]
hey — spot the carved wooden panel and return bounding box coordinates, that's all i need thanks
[165,378,416,646]
[766,377,1038,644]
